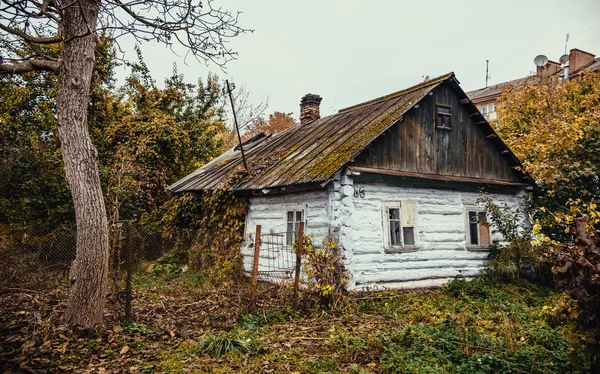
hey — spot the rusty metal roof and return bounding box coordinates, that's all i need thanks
[169,73,454,192]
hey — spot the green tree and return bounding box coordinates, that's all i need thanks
[0,1,247,328]
[103,51,227,225]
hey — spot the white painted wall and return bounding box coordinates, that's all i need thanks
[347,181,525,290]
[242,189,330,282]
[240,179,527,290]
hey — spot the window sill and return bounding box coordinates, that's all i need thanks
[435,126,452,131]
[384,246,419,254]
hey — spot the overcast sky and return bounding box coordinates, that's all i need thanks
[117,0,600,122]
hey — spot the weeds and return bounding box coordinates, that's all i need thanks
[197,331,249,358]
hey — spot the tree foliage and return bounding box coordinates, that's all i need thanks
[497,72,600,206]
[244,111,297,140]
[497,72,600,333]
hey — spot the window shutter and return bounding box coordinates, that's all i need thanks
[401,201,415,227]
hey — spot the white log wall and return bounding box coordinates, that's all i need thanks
[242,190,330,280]
[240,179,526,290]
[347,180,525,290]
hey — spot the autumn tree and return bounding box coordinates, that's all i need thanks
[0,0,247,328]
[244,111,297,140]
[498,72,600,329]
[104,51,227,224]
[497,71,600,219]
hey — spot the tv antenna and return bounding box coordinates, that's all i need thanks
[485,60,491,87]
[224,80,248,171]
[534,55,549,67]
[564,33,570,54]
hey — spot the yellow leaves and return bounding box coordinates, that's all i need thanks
[497,71,600,187]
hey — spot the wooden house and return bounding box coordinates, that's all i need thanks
[169,73,534,289]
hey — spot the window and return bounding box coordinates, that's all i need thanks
[466,209,491,247]
[384,201,416,251]
[481,104,488,116]
[436,104,452,130]
[286,208,304,246]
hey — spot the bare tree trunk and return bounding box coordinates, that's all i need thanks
[58,0,109,328]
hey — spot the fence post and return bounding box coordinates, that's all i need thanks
[250,225,261,313]
[293,222,304,309]
[123,221,133,320]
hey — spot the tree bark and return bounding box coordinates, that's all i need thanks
[57,0,109,328]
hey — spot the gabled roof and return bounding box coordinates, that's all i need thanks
[169,72,528,193]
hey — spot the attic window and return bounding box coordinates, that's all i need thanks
[436,104,452,130]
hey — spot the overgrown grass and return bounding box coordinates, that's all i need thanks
[143,275,592,373]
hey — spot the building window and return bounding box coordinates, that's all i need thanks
[286,208,304,245]
[436,104,452,130]
[466,209,491,247]
[481,103,497,117]
[384,201,416,252]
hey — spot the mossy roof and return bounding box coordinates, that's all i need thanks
[169,73,454,192]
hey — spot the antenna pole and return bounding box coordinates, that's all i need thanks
[485,60,490,88]
[226,79,248,171]
[564,33,570,54]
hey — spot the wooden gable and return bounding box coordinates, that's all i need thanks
[353,81,521,184]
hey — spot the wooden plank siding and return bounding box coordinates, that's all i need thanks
[354,83,519,183]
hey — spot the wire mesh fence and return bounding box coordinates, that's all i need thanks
[242,223,341,309]
[1,222,195,278]
[242,225,338,284]
[2,220,342,312]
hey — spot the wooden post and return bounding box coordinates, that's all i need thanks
[250,225,261,313]
[293,222,305,309]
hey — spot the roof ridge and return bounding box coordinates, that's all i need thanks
[338,72,453,113]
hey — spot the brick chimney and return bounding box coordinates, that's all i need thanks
[536,60,561,78]
[300,94,322,125]
[568,48,595,73]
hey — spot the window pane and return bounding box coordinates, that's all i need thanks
[468,212,479,245]
[436,115,443,128]
[443,116,451,128]
[287,211,293,222]
[403,227,415,246]
[478,212,487,224]
[296,210,303,222]
[438,106,450,114]
[389,208,400,220]
[390,221,401,246]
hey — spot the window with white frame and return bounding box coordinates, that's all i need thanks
[384,201,416,252]
[286,208,304,246]
[466,208,491,247]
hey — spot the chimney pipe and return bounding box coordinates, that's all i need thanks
[300,94,322,125]
[568,48,595,74]
[536,60,561,78]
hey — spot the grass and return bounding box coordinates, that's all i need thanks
[2,265,594,373]
[141,275,591,373]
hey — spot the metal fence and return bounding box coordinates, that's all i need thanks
[242,223,340,310]
[242,225,338,284]
[1,222,194,275]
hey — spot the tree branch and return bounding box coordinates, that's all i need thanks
[0,59,59,74]
[0,24,62,44]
